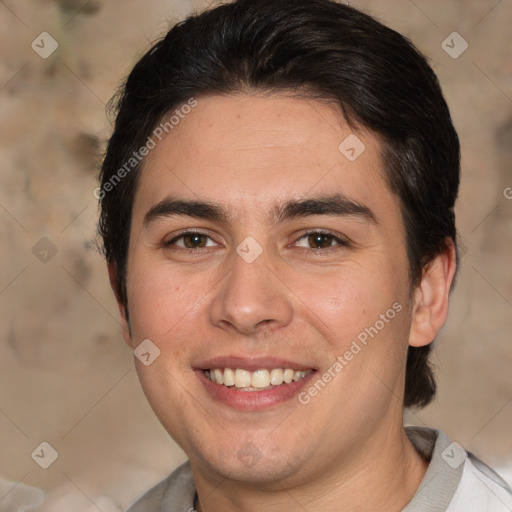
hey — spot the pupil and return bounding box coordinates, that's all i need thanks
[309,234,330,248]
[185,234,206,248]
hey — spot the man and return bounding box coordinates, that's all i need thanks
[97,0,512,510]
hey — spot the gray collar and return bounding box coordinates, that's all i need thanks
[402,426,464,511]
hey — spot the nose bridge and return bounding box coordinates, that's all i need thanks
[209,243,293,334]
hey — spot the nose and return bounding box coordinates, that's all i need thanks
[209,248,294,335]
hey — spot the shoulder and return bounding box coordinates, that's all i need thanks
[447,453,512,511]
[126,460,196,512]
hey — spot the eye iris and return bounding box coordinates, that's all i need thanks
[308,233,332,249]
[184,234,207,248]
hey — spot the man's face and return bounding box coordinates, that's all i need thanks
[121,93,416,485]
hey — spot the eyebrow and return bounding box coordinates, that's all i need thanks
[272,194,376,224]
[143,194,377,227]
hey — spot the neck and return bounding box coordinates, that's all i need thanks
[193,426,428,512]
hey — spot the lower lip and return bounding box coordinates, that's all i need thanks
[195,369,316,411]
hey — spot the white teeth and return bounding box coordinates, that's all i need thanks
[214,368,223,385]
[204,367,312,390]
[270,368,284,385]
[234,369,252,388]
[251,369,270,388]
[283,369,294,383]
[223,368,235,386]
[293,370,306,382]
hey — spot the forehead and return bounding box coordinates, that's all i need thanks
[134,93,397,224]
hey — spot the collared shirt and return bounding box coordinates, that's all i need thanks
[127,426,512,511]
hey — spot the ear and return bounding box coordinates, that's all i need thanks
[409,238,457,348]
[107,261,133,348]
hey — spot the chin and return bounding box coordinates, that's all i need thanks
[210,458,295,485]
[192,439,311,486]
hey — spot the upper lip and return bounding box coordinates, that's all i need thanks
[194,356,316,372]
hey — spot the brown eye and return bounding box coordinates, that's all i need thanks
[308,233,335,249]
[295,231,349,251]
[182,233,208,248]
[165,232,216,249]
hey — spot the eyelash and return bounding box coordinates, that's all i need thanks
[163,229,350,253]
[294,229,350,252]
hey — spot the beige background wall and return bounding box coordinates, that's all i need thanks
[1,0,511,510]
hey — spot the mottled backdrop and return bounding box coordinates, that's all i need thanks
[1,0,511,510]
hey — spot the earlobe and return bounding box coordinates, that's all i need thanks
[107,261,133,347]
[409,239,457,348]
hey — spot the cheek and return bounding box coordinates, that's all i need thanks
[291,262,402,348]
[126,259,213,347]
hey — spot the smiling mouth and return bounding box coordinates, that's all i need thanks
[203,368,313,391]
